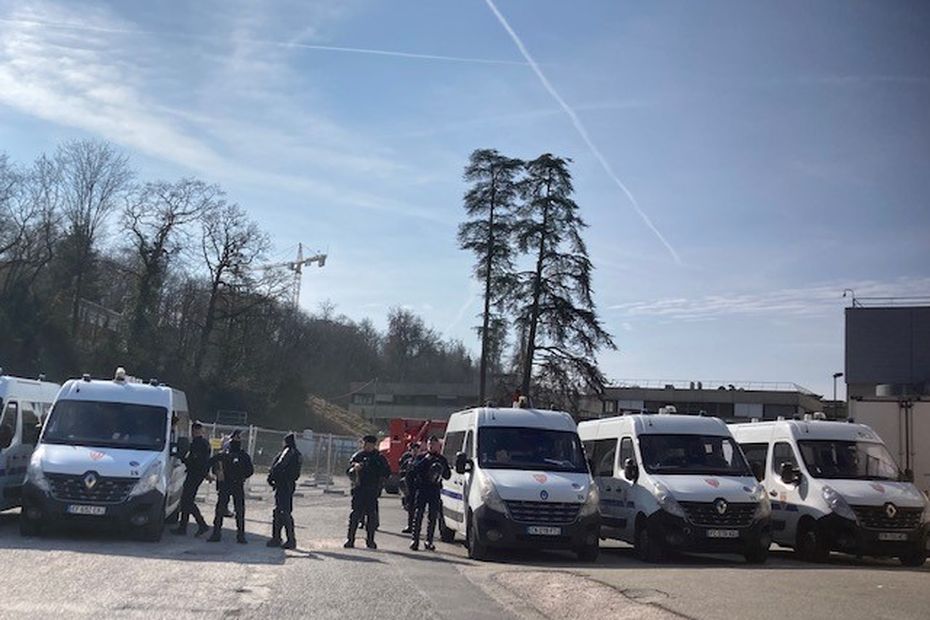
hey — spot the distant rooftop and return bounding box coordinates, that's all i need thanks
[607,379,818,397]
[845,295,930,308]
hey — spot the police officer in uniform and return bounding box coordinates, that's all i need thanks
[409,435,451,551]
[344,434,390,549]
[399,442,422,534]
[207,435,254,544]
[266,433,302,549]
[171,422,211,537]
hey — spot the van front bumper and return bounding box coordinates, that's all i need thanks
[817,514,928,557]
[647,510,772,553]
[474,504,600,550]
[21,481,164,532]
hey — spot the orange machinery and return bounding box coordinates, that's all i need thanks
[378,418,448,493]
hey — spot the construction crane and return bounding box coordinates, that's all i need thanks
[262,243,327,308]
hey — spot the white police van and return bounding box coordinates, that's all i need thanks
[730,418,929,566]
[578,413,772,563]
[0,372,60,512]
[439,407,600,561]
[20,369,191,541]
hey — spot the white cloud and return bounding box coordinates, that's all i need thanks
[609,278,930,321]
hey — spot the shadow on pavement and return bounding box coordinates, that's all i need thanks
[0,511,285,565]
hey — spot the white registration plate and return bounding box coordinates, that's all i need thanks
[878,532,908,542]
[706,529,739,539]
[67,504,106,516]
[527,526,561,536]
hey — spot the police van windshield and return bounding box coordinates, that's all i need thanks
[798,440,900,481]
[478,427,587,472]
[42,400,168,451]
[639,434,752,476]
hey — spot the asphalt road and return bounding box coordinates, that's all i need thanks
[0,478,927,620]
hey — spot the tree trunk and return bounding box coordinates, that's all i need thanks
[478,179,498,404]
[521,174,552,397]
[194,273,222,375]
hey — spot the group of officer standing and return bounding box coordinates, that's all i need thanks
[172,427,450,553]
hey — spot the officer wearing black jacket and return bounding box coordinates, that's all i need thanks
[171,422,211,537]
[344,434,390,549]
[266,433,302,549]
[399,442,422,534]
[207,436,254,544]
[409,435,451,551]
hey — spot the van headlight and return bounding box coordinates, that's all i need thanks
[130,460,163,497]
[479,473,508,514]
[654,481,687,519]
[26,455,50,492]
[822,485,857,521]
[752,484,771,520]
[579,483,600,517]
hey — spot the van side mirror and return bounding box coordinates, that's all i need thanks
[623,458,639,483]
[780,462,801,485]
[455,451,472,475]
[751,462,764,482]
[902,468,915,483]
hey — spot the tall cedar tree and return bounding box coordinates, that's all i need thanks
[514,154,615,410]
[457,149,522,402]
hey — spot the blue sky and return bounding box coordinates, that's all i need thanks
[1,0,928,398]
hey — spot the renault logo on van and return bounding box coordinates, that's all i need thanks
[83,472,98,490]
[885,503,897,519]
[714,498,728,515]
[540,490,549,501]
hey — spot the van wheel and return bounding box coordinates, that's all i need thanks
[438,512,456,543]
[899,549,927,567]
[635,522,665,563]
[19,516,42,537]
[576,543,599,562]
[744,544,769,564]
[796,522,829,563]
[466,513,488,561]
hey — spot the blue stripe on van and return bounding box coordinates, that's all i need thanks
[441,488,463,501]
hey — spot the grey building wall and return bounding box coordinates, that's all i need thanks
[845,307,930,398]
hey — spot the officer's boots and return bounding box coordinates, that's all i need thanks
[282,515,296,550]
[366,527,377,549]
[344,517,358,548]
[267,510,282,547]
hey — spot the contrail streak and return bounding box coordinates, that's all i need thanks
[0,17,526,66]
[483,0,682,265]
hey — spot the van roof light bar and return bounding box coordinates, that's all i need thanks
[82,373,91,382]
[114,367,127,382]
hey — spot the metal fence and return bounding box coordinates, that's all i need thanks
[205,424,357,485]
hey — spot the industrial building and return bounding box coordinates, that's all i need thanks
[580,379,824,422]
[347,381,477,426]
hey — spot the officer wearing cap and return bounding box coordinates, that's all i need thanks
[344,434,390,549]
[171,422,211,537]
[409,435,451,551]
[399,442,422,534]
[266,433,302,549]
[207,434,254,544]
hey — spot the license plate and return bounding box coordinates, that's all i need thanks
[706,529,739,539]
[878,532,908,542]
[527,526,561,536]
[67,504,106,516]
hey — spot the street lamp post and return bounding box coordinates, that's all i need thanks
[832,372,844,418]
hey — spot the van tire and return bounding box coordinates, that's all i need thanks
[635,520,665,563]
[466,512,488,561]
[796,521,829,563]
[19,516,41,537]
[438,512,456,543]
[576,543,599,562]
[899,549,927,567]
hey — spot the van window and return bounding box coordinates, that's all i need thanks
[464,431,473,459]
[43,400,169,451]
[772,442,799,478]
[0,402,18,449]
[740,443,768,475]
[592,438,617,477]
[21,405,40,445]
[443,431,465,462]
[478,427,587,473]
[619,437,634,469]
[639,434,752,476]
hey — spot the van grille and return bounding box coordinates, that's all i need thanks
[851,505,923,531]
[679,501,756,528]
[505,501,580,525]
[47,473,136,504]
